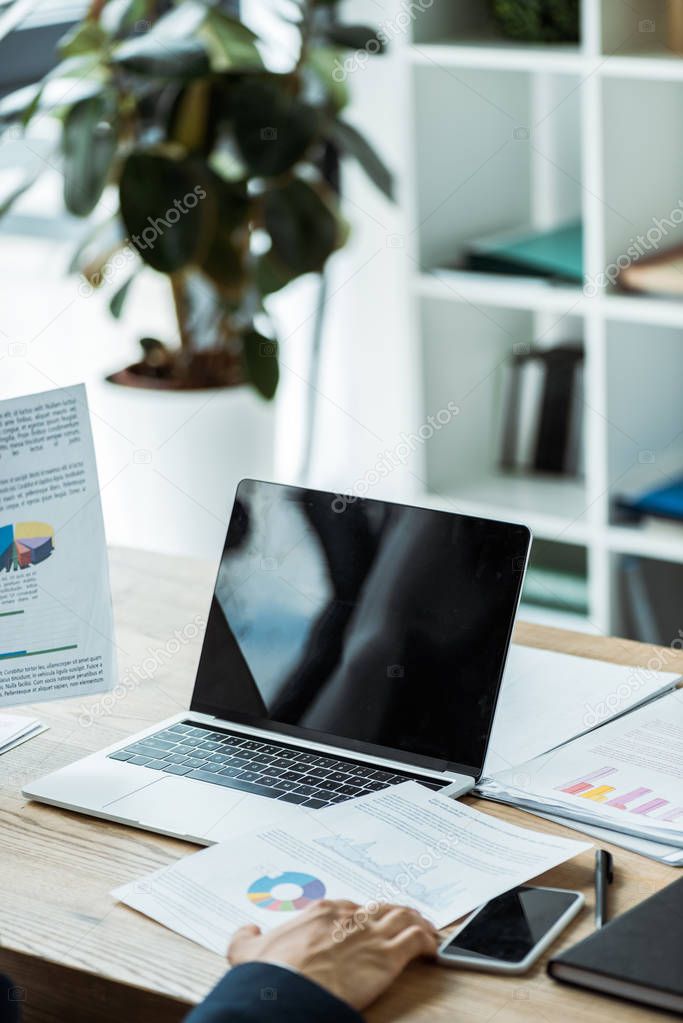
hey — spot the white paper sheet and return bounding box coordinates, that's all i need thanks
[114,782,590,954]
[483,689,683,847]
[0,385,115,706]
[0,712,46,753]
[533,811,683,866]
[484,644,681,776]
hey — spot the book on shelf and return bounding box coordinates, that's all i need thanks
[618,242,683,296]
[463,220,583,282]
[499,344,584,476]
[616,475,683,525]
[521,566,589,617]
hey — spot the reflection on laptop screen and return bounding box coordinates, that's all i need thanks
[191,480,530,775]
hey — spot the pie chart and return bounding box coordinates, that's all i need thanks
[247,871,326,911]
[0,522,54,572]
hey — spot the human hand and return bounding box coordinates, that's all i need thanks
[228,899,439,1011]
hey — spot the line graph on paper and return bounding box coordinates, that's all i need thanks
[314,834,462,910]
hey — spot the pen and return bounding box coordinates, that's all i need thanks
[595,848,614,927]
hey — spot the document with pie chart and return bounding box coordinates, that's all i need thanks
[113,782,588,955]
[0,385,115,705]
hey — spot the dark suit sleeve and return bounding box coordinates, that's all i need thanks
[0,975,21,1023]
[184,963,364,1023]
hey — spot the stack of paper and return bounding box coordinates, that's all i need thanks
[483,643,681,776]
[114,782,590,955]
[0,713,46,754]
[480,689,683,864]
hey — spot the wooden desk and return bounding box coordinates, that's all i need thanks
[1,547,681,1023]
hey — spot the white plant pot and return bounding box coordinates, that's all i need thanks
[89,378,275,561]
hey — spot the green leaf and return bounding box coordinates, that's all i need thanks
[199,10,262,71]
[62,93,118,216]
[109,0,210,74]
[20,83,44,127]
[101,0,149,36]
[0,81,46,129]
[305,47,349,112]
[58,20,108,58]
[242,328,279,400]
[140,336,167,355]
[254,249,299,296]
[265,178,340,275]
[112,36,210,78]
[325,24,385,52]
[0,56,107,124]
[199,176,250,288]
[46,52,106,88]
[119,152,208,273]
[325,118,394,200]
[0,83,43,125]
[109,271,137,318]
[168,80,215,154]
[232,78,318,178]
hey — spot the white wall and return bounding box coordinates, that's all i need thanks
[299,0,420,502]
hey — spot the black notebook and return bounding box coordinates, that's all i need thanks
[548,877,683,1014]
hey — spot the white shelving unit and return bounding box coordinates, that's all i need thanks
[388,0,683,639]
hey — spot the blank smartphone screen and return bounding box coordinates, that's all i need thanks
[442,886,579,963]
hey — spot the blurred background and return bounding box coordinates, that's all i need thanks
[2,0,683,646]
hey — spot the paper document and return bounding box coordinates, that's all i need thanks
[114,782,590,955]
[534,812,683,867]
[0,712,46,754]
[0,385,115,706]
[484,644,681,775]
[482,689,683,848]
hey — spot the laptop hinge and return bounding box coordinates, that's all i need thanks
[190,711,471,786]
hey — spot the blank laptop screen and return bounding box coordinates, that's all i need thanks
[191,480,530,776]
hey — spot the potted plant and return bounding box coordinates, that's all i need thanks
[1,0,392,393]
[0,0,392,553]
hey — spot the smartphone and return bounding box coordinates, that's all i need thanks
[437,885,584,974]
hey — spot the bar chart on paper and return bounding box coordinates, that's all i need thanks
[556,767,683,823]
[0,604,77,661]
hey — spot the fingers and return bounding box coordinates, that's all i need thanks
[376,906,438,941]
[316,899,361,915]
[387,923,440,965]
[228,924,262,963]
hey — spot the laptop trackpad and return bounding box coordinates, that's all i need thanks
[103,776,245,841]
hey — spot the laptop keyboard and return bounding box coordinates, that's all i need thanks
[108,721,447,809]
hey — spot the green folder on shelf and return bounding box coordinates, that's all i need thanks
[465,221,583,282]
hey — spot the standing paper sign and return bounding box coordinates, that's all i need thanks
[0,385,115,705]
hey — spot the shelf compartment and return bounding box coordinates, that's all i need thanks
[602,75,683,287]
[605,319,683,526]
[600,0,678,57]
[611,550,683,643]
[411,0,582,56]
[413,65,583,273]
[418,296,587,538]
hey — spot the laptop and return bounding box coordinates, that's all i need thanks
[23,480,531,845]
